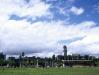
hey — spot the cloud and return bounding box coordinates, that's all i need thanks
[0,18,99,57]
[94,3,99,13]
[70,6,84,15]
[0,0,51,18]
[0,0,99,57]
[68,22,99,55]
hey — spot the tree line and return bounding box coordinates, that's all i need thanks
[0,52,99,68]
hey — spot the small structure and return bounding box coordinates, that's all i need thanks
[36,59,39,68]
[63,45,67,60]
[62,45,94,67]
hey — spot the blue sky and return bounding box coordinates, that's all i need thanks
[9,0,99,24]
[0,0,99,57]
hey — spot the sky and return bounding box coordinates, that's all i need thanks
[0,0,99,57]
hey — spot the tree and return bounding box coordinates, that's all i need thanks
[52,55,55,67]
[8,57,15,67]
[0,53,6,66]
[84,55,89,60]
[22,52,25,58]
[20,52,25,67]
[19,54,22,67]
[0,59,4,66]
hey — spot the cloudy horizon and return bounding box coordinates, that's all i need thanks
[0,0,99,57]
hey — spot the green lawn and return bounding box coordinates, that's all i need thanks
[0,67,99,75]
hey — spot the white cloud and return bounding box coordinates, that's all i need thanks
[94,3,99,13]
[68,22,99,55]
[0,18,99,57]
[70,6,84,15]
[0,0,99,57]
[0,0,51,17]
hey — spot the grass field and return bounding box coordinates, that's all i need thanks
[0,67,99,75]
